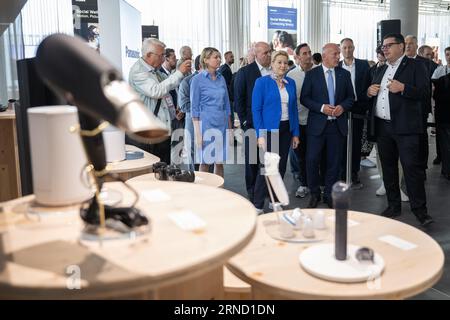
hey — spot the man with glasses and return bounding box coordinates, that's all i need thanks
[234,42,272,204]
[128,38,191,163]
[367,34,433,227]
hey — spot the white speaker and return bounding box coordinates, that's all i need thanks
[102,125,126,163]
[28,106,92,206]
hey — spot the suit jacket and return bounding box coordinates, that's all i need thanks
[129,58,183,127]
[415,55,435,115]
[159,67,178,106]
[219,63,233,102]
[252,75,300,138]
[368,56,428,136]
[234,62,262,129]
[338,58,371,115]
[300,65,354,136]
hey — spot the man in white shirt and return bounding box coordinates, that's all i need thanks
[128,38,191,163]
[338,38,371,189]
[288,43,315,198]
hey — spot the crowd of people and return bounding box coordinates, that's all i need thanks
[127,32,450,228]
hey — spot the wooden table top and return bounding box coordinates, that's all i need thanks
[107,145,160,174]
[0,181,256,299]
[128,171,224,188]
[227,209,444,300]
[0,109,16,120]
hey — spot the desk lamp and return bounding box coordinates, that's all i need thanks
[35,34,169,237]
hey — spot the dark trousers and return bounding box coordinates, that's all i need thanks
[126,135,171,164]
[341,118,364,180]
[419,116,429,170]
[437,123,450,175]
[244,127,259,202]
[307,121,345,199]
[294,125,308,186]
[375,118,428,215]
[253,121,292,209]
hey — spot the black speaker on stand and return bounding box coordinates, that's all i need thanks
[377,19,401,45]
[16,58,65,196]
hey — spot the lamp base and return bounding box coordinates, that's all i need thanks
[80,222,151,246]
[299,244,385,283]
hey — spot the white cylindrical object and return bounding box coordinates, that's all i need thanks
[279,217,295,239]
[28,106,92,206]
[102,125,125,162]
[314,210,327,230]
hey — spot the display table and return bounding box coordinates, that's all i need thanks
[0,180,256,299]
[128,171,224,188]
[0,109,21,202]
[105,145,160,181]
[227,210,444,300]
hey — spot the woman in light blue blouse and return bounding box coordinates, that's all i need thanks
[190,47,232,178]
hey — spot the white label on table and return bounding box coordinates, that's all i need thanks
[168,210,207,232]
[195,176,204,182]
[328,217,360,228]
[378,235,418,251]
[141,189,171,203]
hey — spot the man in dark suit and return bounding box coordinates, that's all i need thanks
[301,43,355,209]
[338,38,371,188]
[405,35,436,172]
[367,33,433,227]
[234,42,272,203]
[219,51,235,126]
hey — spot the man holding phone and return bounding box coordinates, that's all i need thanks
[367,34,433,227]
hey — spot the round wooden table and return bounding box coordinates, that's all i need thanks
[127,171,224,188]
[0,180,256,299]
[227,209,444,300]
[105,145,160,181]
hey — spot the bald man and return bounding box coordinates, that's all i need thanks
[301,43,355,209]
[234,42,272,203]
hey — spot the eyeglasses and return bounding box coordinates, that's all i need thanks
[381,42,400,50]
[149,52,165,59]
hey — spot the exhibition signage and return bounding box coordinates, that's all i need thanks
[72,0,100,51]
[267,6,297,31]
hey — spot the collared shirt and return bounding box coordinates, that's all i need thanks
[341,59,357,101]
[287,66,308,125]
[432,65,450,80]
[321,65,336,120]
[375,54,405,121]
[255,60,271,76]
[190,70,231,119]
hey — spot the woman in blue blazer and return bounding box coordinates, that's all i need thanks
[252,50,300,212]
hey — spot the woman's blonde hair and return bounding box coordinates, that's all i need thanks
[271,50,289,63]
[200,47,220,69]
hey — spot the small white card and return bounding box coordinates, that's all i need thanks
[168,210,207,232]
[328,217,360,228]
[195,176,204,182]
[141,189,171,203]
[378,235,418,251]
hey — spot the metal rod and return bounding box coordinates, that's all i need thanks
[346,112,353,186]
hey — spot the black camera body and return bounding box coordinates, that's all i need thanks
[152,162,195,183]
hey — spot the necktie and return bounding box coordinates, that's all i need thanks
[327,69,335,106]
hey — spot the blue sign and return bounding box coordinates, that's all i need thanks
[268,6,297,31]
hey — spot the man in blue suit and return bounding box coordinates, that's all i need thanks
[301,43,355,208]
[338,38,371,188]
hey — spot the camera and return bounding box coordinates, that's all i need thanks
[152,162,195,183]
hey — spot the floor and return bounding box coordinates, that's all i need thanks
[222,133,450,300]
